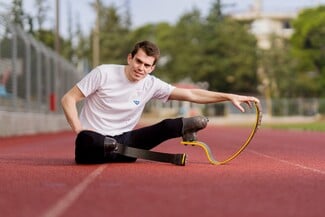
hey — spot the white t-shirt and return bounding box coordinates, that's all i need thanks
[77,64,175,136]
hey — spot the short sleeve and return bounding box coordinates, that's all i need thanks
[151,76,175,102]
[76,67,102,97]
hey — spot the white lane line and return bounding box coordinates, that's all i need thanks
[42,165,107,217]
[250,150,325,175]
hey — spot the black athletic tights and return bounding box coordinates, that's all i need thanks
[75,118,183,164]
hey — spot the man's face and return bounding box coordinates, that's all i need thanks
[127,49,156,82]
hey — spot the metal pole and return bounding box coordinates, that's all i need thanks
[11,24,18,110]
[92,0,100,67]
[53,0,60,112]
[55,0,60,54]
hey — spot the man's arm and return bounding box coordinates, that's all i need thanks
[169,88,259,112]
[61,85,85,134]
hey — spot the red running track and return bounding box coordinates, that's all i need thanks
[0,126,324,217]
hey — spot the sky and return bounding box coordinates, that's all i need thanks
[0,0,324,38]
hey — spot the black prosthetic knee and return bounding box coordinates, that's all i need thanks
[75,130,117,164]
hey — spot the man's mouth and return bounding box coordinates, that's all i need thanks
[134,70,144,77]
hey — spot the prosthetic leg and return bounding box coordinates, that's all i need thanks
[75,130,187,165]
[75,116,208,166]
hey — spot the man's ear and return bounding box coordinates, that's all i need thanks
[127,54,132,64]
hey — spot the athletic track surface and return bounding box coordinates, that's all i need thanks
[0,124,324,217]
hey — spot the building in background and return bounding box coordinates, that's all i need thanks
[231,0,297,49]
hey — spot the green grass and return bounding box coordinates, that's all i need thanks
[264,121,325,132]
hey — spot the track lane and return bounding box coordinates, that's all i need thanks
[0,127,324,217]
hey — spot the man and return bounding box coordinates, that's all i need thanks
[61,40,259,164]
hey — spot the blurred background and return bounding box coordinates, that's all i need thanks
[0,0,324,136]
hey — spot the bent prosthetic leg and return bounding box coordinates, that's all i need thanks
[181,102,263,165]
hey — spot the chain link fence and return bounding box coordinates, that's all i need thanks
[268,98,325,116]
[0,15,82,113]
[224,98,325,117]
[0,16,83,136]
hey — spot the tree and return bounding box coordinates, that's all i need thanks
[100,5,130,64]
[89,2,131,66]
[74,12,91,71]
[258,36,299,98]
[199,3,258,93]
[34,0,50,30]
[10,0,24,27]
[163,9,204,82]
[32,0,53,47]
[291,6,325,96]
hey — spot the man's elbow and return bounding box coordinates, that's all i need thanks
[61,93,71,108]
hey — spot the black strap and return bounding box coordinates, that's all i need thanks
[114,143,187,166]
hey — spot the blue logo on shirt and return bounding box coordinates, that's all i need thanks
[133,100,140,105]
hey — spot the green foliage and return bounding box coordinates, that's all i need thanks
[93,4,131,65]
[151,7,258,93]
[34,29,55,48]
[291,6,325,96]
[258,38,299,98]
[199,17,258,92]
[164,9,204,82]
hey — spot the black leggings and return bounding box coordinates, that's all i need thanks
[75,118,183,164]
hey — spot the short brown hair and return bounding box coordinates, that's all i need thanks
[131,41,160,65]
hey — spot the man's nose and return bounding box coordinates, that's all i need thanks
[139,63,145,70]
